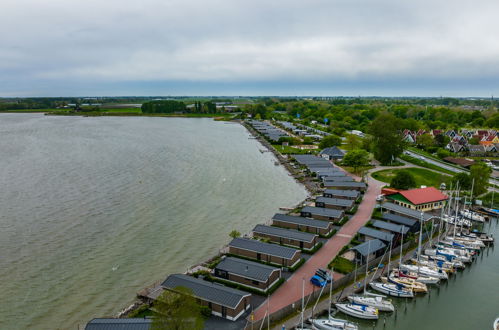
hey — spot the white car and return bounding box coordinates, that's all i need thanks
[419,156,425,160]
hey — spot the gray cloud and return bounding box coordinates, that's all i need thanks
[1,0,499,96]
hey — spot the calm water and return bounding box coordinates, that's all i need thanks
[342,219,499,330]
[0,114,308,330]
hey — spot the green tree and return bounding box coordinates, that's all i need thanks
[152,286,204,330]
[319,134,342,149]
[470,163,492,196]
[390,170,416,190]
[417,134,435,151]
[451,172,472,190]
[342,149,370,173]
[468,137,480,145]
[345,134,362,150]
[368,113,406,165]
[434,134,450,148]
[229,230,241,239]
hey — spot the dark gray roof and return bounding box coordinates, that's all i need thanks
[229,237,299,260]
[161,274,250,309]
[215,257,280,282]
[358,227,394,243]
[316,170,345,176]
[320,146,345,158]
[85,318,151,330]
[292,155,332,166]
[316,196,354,208]
[323,189,360,198]
[372,220,409,235]
[352,239,386,257]
[323,176,354,182]
[324,181,366,188]
[253,224,317,243]
[382,212,418,227]
[301,206,343,218]
[272,213,330,229]
[381,202,431,221]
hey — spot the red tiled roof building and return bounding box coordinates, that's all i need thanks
[385,187,448,212]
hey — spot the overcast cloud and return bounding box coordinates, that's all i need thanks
[1,0,499,96]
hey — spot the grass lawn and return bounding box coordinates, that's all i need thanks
[371,167,451,188]
[328,256,355,274]
[272,144,318,155]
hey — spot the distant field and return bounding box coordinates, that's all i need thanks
[371,167,451,188]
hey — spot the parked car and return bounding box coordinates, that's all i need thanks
[376,194,384,202]
[315,268,332,283]
[419,156,425,160]
[440,183,447,190]
[310,275,327,287]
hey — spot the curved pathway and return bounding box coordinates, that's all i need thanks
[250,172,384,322]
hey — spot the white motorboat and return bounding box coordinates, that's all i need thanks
[391,269,440,285]
[311,318,358,330]
[493,317,499,330]
[369,282,414,298]
[335,303,379,320]
[347,294,394,312]
[399,263,448,280]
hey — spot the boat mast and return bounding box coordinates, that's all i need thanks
[364,240,371,295]
[301,277,304,329]
[417,211,424,275]
[329,268,333,317]
[387,239,392,276]
[399,228,404,267]
[453,185,460,240]
[438,198,445,244]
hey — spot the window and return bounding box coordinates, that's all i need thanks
[252,280,259,285]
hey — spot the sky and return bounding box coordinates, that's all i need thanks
[1,0,499,97]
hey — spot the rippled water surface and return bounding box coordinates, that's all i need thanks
[0,114,308,329]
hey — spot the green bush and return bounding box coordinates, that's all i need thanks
[338,216,349,226]
[128,304,152,318]
[346,205,358,215]
[200,306,212,318]
[328,256,355,274]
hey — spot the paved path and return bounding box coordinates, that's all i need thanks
[251,172,385,322]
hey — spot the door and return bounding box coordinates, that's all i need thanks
[222,306,227,318]
[257,253,261,261]
[300,241,304,249]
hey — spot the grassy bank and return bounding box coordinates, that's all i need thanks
[371,167,451,188]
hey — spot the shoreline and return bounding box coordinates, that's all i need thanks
[118,119,312,319]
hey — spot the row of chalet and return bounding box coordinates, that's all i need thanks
[277,121,324,140]
[351,202,434,264]
[248,120,291,142]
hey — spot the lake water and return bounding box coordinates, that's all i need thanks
[0,114,308,330]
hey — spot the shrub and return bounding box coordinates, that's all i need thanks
[200,306,212,318]
[328,256,355,274]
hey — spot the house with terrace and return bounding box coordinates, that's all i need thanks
[323,180,367,191]
[300,206,344,222]
[85,319,151,330]
[315,196,354,210]
[252,224,319,251]
[161,274,251,321]
[228,237,301,268]
[214,257,281,293]
[323,189,360,200]
[271,213,335,236]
